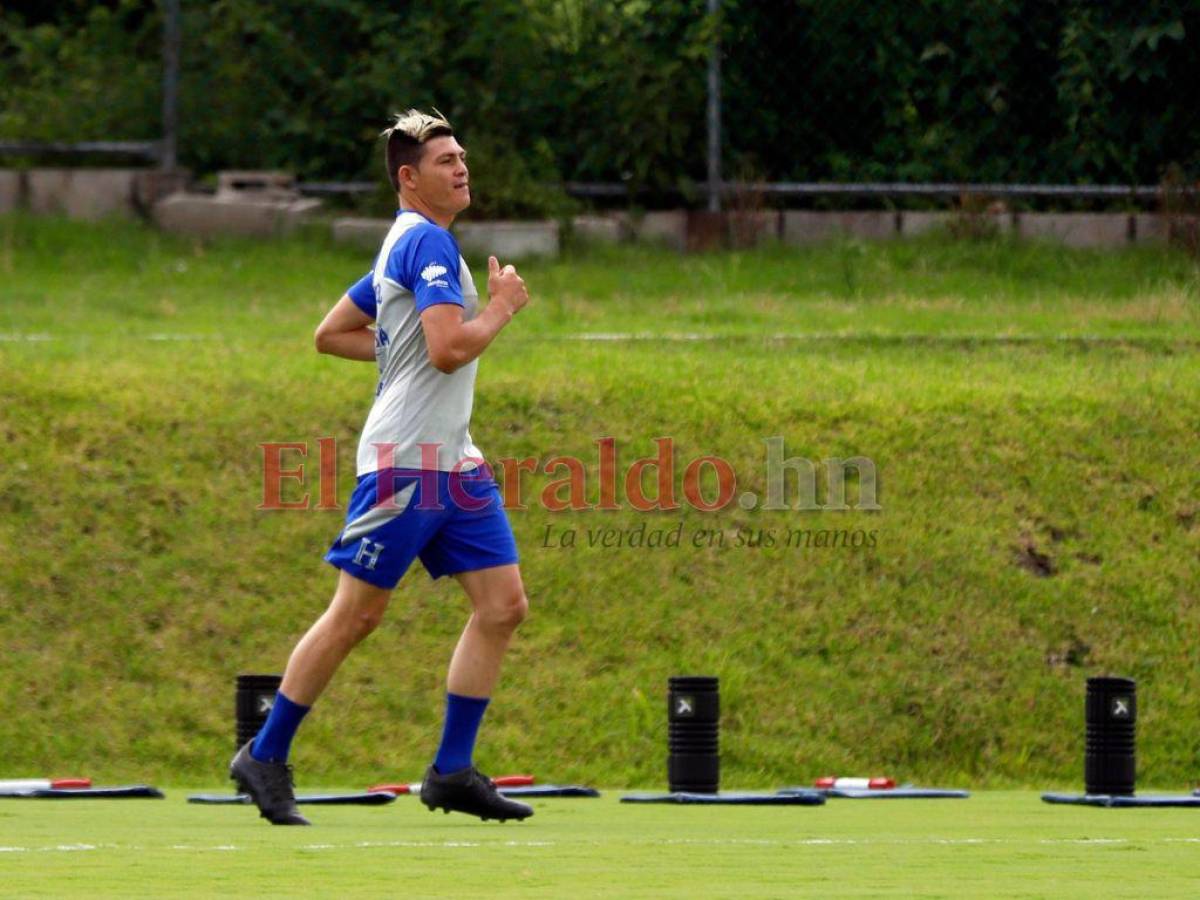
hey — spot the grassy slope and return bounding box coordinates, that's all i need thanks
[1,215,1198,789]
[2,792,1200,898]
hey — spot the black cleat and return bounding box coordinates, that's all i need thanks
[229,741,310,826]
[419,765,534,822]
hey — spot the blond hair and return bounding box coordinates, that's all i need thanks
[383,108,454,192]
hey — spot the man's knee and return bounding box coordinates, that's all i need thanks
[328,577,390,644]
[479,589,528,633]
[342,604,386,642]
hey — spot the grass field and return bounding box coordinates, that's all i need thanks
[2,215,1199,804]
[3,790,1200,897]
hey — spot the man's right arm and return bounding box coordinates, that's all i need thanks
[421,256,529,373]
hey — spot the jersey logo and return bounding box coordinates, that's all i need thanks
[420,263,450,288]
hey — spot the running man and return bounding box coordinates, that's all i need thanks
[230,109,533,825]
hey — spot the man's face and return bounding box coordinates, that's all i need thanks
[403,135,470,215]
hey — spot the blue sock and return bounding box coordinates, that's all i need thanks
[433,693,490,774]
[250,691,310,764]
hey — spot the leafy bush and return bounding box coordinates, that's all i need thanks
[1,1,1197,211]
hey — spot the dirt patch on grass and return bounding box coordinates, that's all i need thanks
[1014,535,1056,577]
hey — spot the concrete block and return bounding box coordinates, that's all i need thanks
[944,208,1013,237]
[216,170,296,200]
[279,198,324,234]
[727,210,781,248]
[634,210,687,251]
[1017,213,1131,247]
[681,211,781,251]
[571,214,626,244]
[783,211,897,244]
[332,217,393,250]
[0,170,21,213]
[27,168,142,220]
[26,169,72,215]
[66,170,140,220]
[152,193,318,238]
[1133,214,1168,244]
[453,220,559,260]
[134,170,190,210]
[900,211,955,237]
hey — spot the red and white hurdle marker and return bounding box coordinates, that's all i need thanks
[0,778,92,791]
[814,776,896,790]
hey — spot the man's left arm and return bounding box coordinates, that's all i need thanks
[315,297,376,361]
[315,272,376,361]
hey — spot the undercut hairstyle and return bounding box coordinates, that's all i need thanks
[382,108,454,192]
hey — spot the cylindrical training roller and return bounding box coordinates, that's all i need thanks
[236,674,282,752]
[668,675,719,793]
[1084,676,1136,796]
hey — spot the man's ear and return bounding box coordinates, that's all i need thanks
[397,164,418,191]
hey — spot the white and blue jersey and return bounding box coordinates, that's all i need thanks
[324,210,517,588]
[347,209,483,475]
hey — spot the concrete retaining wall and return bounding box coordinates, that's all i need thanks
[153,193,322,238]
[26,168,148,220]
[1016,212,1130,247]
[783,211,898,244]
[453,220,560,260]
[332,217,393,250]
[905,210,1013,237]
[900,211,950,236]
[1133,214,1169,244]
[1,168,189,219]
[330,217,562,259]
[0,170,20,213]
[3,174,1182,252]
[728,210,782,248]
[632,210,687,251]
[572,214,626,244]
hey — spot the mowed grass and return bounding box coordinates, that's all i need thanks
[3,791,1200,897]
[1,215,1199,799]
[1,212,1197,341]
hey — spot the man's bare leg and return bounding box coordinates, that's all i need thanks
[419,563,532,820]
[280,569,393,705]
[446,563,528,698]
[231,570,392,824]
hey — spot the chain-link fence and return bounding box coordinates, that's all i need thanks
[2,1,1198,213]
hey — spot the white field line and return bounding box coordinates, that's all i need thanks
[0,333,215,342]
[0,331,1195,347]
[3,835,1200,854]
[547,332,1199,347]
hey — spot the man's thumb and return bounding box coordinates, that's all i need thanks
[488,255,500,276]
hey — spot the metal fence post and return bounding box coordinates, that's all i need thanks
[706,0,722,213]
[161,0,180,170]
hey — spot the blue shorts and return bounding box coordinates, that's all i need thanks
[324,467,519,589]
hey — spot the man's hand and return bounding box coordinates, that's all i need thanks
[486,255,529,319]
[420,256,530,374]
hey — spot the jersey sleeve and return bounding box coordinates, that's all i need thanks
[386,224,463,313]
[345,271,376,319]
